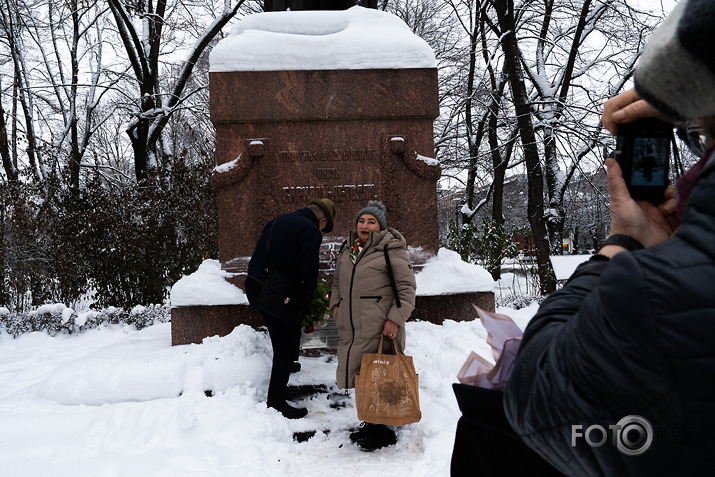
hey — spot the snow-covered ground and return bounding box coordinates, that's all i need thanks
[0,303,546,476]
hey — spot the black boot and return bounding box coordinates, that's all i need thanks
[270,402,308,420]
[291,361,301,373]
[356,424,397,452]
[349,422,373,443]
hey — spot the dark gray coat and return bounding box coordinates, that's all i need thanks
[504,152,715,475]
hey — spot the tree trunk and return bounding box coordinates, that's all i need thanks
[543,125,564,249]
[69,0,80,195]
[482,28,511,279]
[0,84,18,183]
[540,0,591,253]
[494,0,556,294]
[128,97,154,183]
[4,3,43,183]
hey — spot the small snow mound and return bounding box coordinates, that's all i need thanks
[75,310,98,327]
[131,305,146,315]
[170,259,248,307]
[415,248,494,295]
[37,323,271,406]
[214,156,239,174]
[416,153,439,166]
[32,303,68,315]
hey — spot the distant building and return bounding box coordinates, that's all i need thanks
[436,187,464,241]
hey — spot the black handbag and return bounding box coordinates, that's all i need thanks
[247,219,309,325]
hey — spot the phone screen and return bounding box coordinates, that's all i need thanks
[629,137,669,187]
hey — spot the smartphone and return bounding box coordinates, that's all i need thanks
[614,118,672,200]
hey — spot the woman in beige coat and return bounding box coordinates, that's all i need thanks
[329,200,416,452]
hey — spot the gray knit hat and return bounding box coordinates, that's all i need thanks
[634,0,715,122]
[355,200,387,230]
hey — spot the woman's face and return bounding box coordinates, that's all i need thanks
[357,214,381,242]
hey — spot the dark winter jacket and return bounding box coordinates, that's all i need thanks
[246,207,323,310]
[504,151,715,475]
[329,227,416,389]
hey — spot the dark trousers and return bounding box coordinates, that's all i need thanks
[264,314,302,408]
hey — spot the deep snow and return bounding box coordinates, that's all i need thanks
[0,308,531,476]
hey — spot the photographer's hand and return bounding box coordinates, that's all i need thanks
[658,185,681,232]
[606,158,676,250]
[602,88,665,135]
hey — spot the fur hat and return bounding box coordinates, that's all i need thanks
[355,200,387,230]
[634,0,715,122]
[310,198,337,233]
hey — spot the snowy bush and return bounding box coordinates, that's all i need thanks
[0,304,170,338]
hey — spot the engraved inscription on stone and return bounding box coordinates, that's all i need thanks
[317,168,340,180]
[282,184,376,203]
[277,148,379,204]
[279,148,376,162]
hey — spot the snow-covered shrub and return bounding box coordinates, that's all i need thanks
[0,304,170,338]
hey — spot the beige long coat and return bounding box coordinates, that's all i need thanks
[329,227,416,389]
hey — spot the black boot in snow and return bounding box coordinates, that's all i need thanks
[270,402,308,420]
[349,422,373,443]
[356,424,397,452]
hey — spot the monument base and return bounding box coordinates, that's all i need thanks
[412,292,495,325]
[170,291,495,346]
[171,304,262,346]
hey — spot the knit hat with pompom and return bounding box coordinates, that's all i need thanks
[355,200,387,230]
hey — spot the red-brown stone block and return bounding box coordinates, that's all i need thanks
[209,68,441,283]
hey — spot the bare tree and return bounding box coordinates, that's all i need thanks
[0,0,46,183]
[0,0,124,189]
[0,78,18,182]
[518,0,658,249]
[23,0,122,193]
[107,0,246,182]
[435,0,664,292]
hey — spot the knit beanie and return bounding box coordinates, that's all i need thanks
[634,0,715,122]
[355,200,387,230]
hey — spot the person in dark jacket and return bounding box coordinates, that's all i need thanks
[504,1,715,474]
[246,198,337,419]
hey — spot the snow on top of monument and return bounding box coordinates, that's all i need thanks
[209,6,436,72]
[170,259,248,307]
[415,248,494,295]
